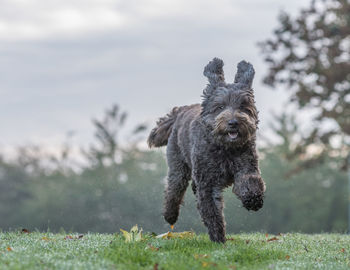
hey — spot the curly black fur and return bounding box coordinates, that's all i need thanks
[148,107,181,147]
[148,58,266,243]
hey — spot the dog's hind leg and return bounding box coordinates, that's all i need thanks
[196,184,226,243]
[163,142,191,226]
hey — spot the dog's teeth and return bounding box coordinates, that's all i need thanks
[228,132,238,139]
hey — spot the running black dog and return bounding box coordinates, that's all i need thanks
[148,58,266,243]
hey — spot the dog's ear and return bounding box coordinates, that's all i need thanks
[203,58,225,87]
[234,60,255,88]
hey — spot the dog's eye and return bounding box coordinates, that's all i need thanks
[212,105,225,113]
[240,101,251,111]
[240,105,247,111]
[240,106,253,115]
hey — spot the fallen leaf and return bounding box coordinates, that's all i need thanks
[201,262,217,268]
[265,233,269,238]
[120,229,131,242]
[156,231,195,239]
[341,248,345,253]
[202,262,209,267]
[156,232,172,239]
[6,247,13,251]
[21,228,30,234]
[147,244,159,251]
[267,237,279,242]
[130,225,138,233]
[194,254,209,259]
[246,240,250,244]
[226,238,235,241]
[42,237,50,241]
[153,263,159,270]
[64,235,84,240]
[120,225,143,243]
[286,255,290,260]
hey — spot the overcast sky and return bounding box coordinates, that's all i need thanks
[0,0,308,152]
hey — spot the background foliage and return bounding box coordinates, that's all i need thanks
[0,105,347,234]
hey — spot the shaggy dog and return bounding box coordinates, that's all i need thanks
[148,58,266,243]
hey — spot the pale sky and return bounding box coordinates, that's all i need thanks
[0,0,308,152]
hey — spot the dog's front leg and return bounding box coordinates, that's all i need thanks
[196,184,226,243]
[232,145,266,211]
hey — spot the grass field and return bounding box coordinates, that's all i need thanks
[0,231,349,269]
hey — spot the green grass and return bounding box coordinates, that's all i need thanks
[0,232,349,269]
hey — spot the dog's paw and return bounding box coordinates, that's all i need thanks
[241,193,264,211]
[233,174,265,211]
[163,210,178,225]
[209,232,226,243]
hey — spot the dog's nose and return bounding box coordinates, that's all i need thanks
[228,119,238,127]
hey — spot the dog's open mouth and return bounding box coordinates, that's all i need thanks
[228,131,239,140]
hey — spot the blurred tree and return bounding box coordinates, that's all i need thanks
[0,157,32,228]
[259,0,350,169]
[254,113,348,233]
[84,104,127,167]
[84,104,147,168]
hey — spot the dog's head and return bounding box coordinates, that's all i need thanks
[201,58,258,148]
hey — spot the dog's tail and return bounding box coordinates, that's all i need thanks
[148,107,180,148]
